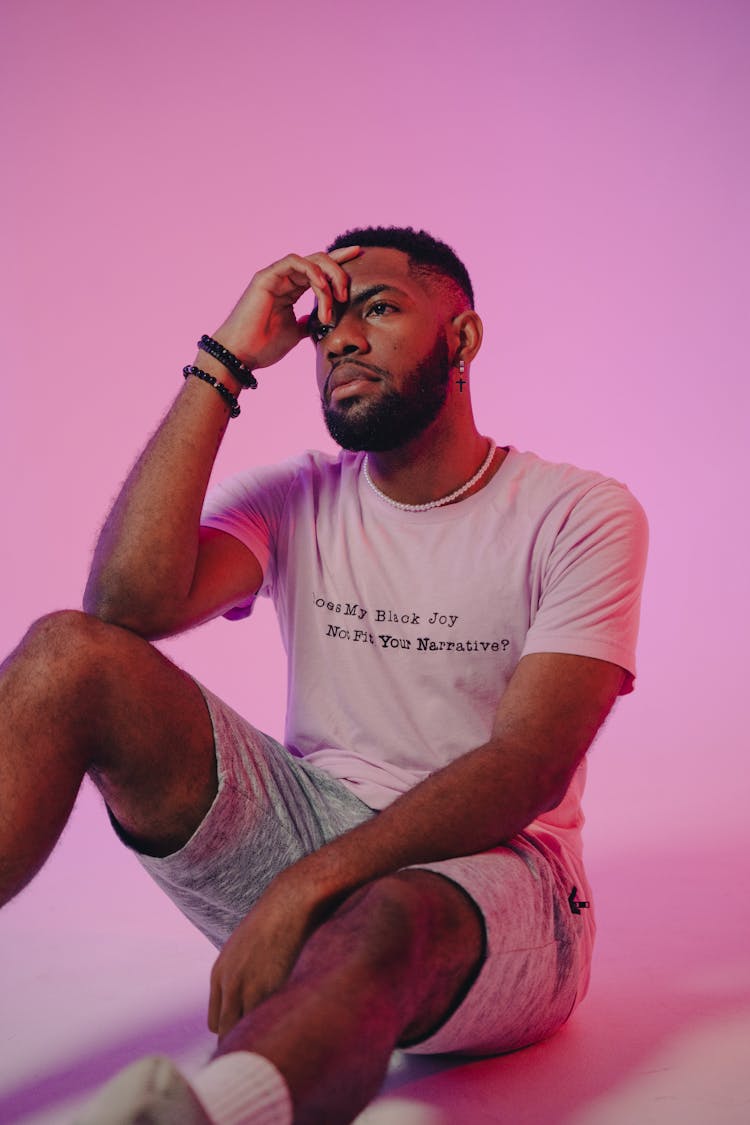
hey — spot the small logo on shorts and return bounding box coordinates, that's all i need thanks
[568,887,590,915]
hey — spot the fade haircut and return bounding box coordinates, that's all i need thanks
[326,226,475,310]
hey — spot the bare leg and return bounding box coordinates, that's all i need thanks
[3,611,484,1125]
[216,870,485,1125]
[0,610,217,906]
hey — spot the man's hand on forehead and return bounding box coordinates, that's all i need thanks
[210,245,362,373]
[299,246,362,327]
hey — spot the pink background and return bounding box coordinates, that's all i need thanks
[2,2,748,1122]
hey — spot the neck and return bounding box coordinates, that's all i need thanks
[364,417,500,508]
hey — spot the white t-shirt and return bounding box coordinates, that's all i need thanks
[202,447,648,879]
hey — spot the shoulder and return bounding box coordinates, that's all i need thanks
[205,449,361,515]
[504,448,647,529]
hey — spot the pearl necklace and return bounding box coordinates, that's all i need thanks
[363,440,497,512]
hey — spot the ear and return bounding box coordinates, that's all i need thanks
[449,310,483,367]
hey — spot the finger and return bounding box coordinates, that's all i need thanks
[329,244,362,263]
[207,967,222,1034]
[304,254,350,312]
[327,245,362,298]
[217,989,245,1039]
[257,254,335,325]
[307,247,361,306]
[281,255,338,325]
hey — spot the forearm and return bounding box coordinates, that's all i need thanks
[282,654,624,915]
[83,351,244,633]
[279,735,568,911]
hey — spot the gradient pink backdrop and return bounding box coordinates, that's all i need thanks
[2,0,748,1120]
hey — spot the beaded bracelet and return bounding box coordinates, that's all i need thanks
[183,365,241,418]
[197,334,258,389]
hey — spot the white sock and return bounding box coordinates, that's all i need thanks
[192,1051,293,1125]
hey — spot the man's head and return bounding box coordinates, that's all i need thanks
[313,227,481,452]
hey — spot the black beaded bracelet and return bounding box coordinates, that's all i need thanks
[197,334,258,389]
[183,365,241,418]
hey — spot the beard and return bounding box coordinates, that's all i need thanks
[321,332,451,452]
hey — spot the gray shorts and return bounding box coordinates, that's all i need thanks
[125,684,592,1057]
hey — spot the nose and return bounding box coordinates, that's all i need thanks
[325,310,368,362]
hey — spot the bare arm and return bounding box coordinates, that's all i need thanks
[293,651,625,883]
[83,379,262,638]
[271,651,623,885]
[83,246,360,638]
[209,651,625,1033]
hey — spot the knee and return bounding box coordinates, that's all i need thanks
[330,872,484,980]
[286,877,422,1013]
[17,610,129,696]
[322,874,438,975]
[23,608,108,657]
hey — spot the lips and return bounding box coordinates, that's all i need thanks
[327,361,382,399]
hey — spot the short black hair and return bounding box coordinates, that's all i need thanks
[326,225,474,309]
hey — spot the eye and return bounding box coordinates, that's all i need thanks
[308,318,332,343]
[367,301,395,318]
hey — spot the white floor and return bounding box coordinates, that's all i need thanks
[1,786,748,1125]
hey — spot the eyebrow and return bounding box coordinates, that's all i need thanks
[346,283,409,309]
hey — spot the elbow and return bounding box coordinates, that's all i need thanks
[82,576,114,622]
[537,763,580,816]
[82,577,165,639]
[83,573,124,625]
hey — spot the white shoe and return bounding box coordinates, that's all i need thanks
[73,1055,214,1124]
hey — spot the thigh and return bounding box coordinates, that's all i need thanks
[126,684,376,949]
[73,618,218,856]
[5,609,216,856]
[401,834,591,1056]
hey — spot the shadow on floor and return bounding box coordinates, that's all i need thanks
[2,844,747,1124]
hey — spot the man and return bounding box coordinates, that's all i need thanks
[0,227,647,1124]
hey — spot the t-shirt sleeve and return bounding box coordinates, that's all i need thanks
[200,460,299,620]
[521,479,649,692]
